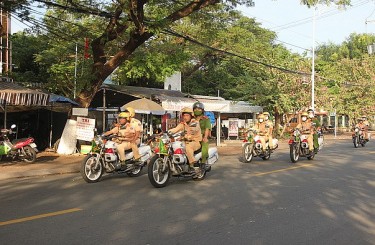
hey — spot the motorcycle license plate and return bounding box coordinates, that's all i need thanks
[30,143,38,151]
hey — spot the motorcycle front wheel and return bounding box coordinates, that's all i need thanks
[353,136,359,148]
[242,143,254,163]
[148,155,170,188]
[23,146,36,163]
[81,155,104,183]
[290,143,299,163]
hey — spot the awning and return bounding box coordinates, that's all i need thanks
[0,81,50,106]
[161,96,196,111]
[228,101,263,113]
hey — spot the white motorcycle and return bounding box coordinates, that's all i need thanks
[148,132,219,188]
[81,134,153,183]
[242,129,278,163]
[289,128,324,163]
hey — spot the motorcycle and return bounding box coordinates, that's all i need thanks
[81,134,153,183]
[242,129,278,163]
[0,124,38,163]
[289,128,323,163]
[352,127,367,148]
[147,132,218,188]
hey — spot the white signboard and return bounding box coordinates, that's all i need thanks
[228,118,239,137]
[76,117,96,141]
[72,108,88,116]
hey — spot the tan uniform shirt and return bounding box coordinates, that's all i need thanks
[108,123,137,143]
[169,119,202,142]
[252,122,268,136]
[296,121,313,134]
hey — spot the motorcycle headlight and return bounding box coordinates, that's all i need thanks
[355,128,359,132]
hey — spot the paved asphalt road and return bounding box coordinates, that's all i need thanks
[0,139,374,245]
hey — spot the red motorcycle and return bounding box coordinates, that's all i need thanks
[0,125,38,163]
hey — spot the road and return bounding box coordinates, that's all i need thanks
[0,139,374,245]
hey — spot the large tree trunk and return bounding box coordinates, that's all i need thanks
[74,0,220,108]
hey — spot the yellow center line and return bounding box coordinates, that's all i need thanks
[0,208,82,226]
[253,164,315,176]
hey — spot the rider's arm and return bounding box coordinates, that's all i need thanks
[103,127,118,136]
[168,124,183,134]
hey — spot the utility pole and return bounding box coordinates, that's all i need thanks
[311,6,316,111]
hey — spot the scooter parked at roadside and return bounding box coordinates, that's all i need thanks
[0,124,38,163]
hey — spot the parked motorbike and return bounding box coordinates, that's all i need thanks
[0,124,38,163]
[289,128,323,163]
[352,127,367,148]
[242,129,278,163]
[147,132,218,188]
[81,134,153,183]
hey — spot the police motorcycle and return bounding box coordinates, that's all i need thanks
[147,131,218,188]
[352,126,367,148]
[242,128,278,163]
[289,127,324,163]
[81,133,153,183]
[0,124,38,163]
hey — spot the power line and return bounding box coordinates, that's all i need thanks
[162,28,310,76]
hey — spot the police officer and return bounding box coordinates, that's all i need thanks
[307,108,320,152]
[193,102,212,164]
[102,111,141,167]
[296,111,314,154]
[252,114,269,152]
[355,117,368,141]
[168,107,202,173]
[263,112,274,150]
[123,107,143,161]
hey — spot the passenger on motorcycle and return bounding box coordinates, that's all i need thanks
[168,107,202,174]
[361,115,370,141]
[295,111,314,154]
[193,102,212,164]
[251,114,270,153]
[102,111,142,167]
[307,108,320,153]
[355,117,368,141]
[263,112,274,149]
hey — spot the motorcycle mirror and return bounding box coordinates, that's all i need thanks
[11,124,16,129]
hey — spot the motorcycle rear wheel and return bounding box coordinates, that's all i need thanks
[148,155,170,188]
[290,144,299,163]
[307,151,315,160]
[262,148,271,160]
[81,155,104,183]
[127,164,143,177]
[23,146,36,163]
[193,165,207,181]
[242,143,253,163]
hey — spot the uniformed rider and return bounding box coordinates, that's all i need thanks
[252,114,270,152]
[168,107,202,174]
[295,111,314,154]
[355,117,368,141]
[263,112,274,149]
[307,108,320,153]
[193,102,212,164]
[102,110,142,167]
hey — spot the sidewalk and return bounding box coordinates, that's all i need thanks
[0,133,354,181]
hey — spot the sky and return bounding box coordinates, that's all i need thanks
[239,0,375,54]
[10,0,375,54]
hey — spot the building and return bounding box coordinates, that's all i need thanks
[0,8,11,75]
